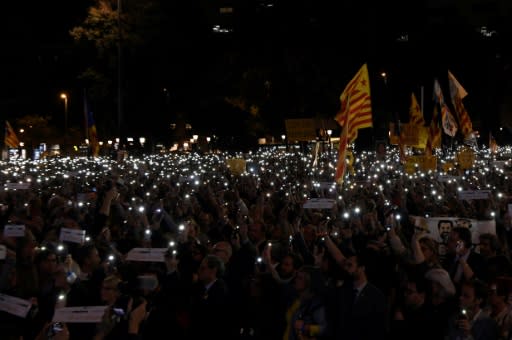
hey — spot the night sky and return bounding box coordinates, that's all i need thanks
[1,0,511,146]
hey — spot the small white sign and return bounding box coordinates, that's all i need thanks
[0,294,32,318]
[457,190,491,200]
[3,224,25,238]
[59,228,86,244]
[125,248,167,262]
[319,182,335,189]
[437,175,460,182]
[53,306,108,323]
[5,183,30,190]
[303,198,336,209]
[492,160,508,169]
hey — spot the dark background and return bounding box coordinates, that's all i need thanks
[1,0,511,148]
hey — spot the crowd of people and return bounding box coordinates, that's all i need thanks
[1,143,512,339]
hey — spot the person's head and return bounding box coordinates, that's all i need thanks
[248,222,266,243]
[487,281,509,310]
[404,274,427,309]
[302,224,317,244]
[211,241,232,264]
[418,237,439,265]
[279,253,303,279]
[35,248,59,277]
[447,227,472,254]
[459,279,488,314]
[100,275,122,306]
[437,220,453,241]
[294,265,322,297]
[74,244,101,273]
[455,218,472,229]
[343,251,367,282]
[198,254,225,285]
[478,233,500,258]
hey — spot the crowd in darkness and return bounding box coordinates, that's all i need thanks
[2,145,512,340]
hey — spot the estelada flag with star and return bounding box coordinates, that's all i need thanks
[334,63,373,184]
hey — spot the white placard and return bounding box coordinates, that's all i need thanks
[3,224,25,238]
[125,248,167,262]
[437,175,461,182]
[0,294,32,318]
[59,228,86,244]
[303,198,336,209]
[53,306,108,323]
[5,183,30,190]
[457,190,491,200]
[319,182,335,189]
[492,160,508,169]
[417,216,496,245]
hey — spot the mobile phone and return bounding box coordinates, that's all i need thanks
[458,308,468,320]
[47,322,63,337]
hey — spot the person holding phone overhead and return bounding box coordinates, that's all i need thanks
[444,227,488,289]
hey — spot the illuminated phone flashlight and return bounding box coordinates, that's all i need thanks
[145,229,152,237]
[268,242,272,247]
[85,236,91,242]
[155,208,161,213]
[58,294,66,301]
[78,201,84,207]
[57,244,64,252]
[169,241,175,248]
[179,224,185,232]
[354,207,361,214]
[395,214,401,221]
[490,211,496,217]
[172,249,177,256]
[138,206,145,213]
[343,212,350,220]
[108,254,115,262]
[256,257,263,263]
[332,231,339,237]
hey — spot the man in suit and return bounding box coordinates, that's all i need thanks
[187,254,235,339]
[334,250,388,340]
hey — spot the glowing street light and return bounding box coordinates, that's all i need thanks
[60,93,68,135]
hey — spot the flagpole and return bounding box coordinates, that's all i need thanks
[420,85,424,117]
[83,88,89,142]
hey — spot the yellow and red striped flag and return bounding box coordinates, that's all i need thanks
[334,63,373,184]
[4,121,20,148]
[448,70,473,139]
[409,93,425,126]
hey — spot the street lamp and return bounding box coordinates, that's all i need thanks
[380,72,387,85]
[60,93,68,135]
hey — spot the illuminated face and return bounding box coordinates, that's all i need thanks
[438,222,453,239]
